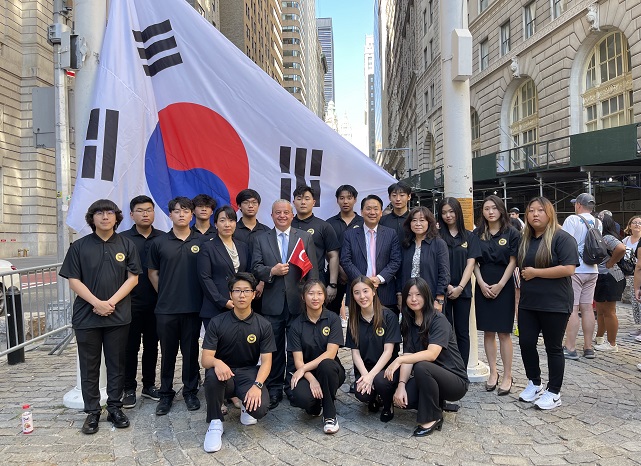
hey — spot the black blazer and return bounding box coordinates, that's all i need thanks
[398,237,450,298]
[197,236,250,319]
[252,227,319,316]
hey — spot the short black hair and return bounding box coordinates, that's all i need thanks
[85,199,124,232]
[361,194,384,210]
[236,189,261,206]
[214,205,237,223]
[192,194,217,210]
[168,196,195,212]
[387,182,412,196]
[292,185,315,200]
[509,207,520,214]
[228,272,258,291]
[129,195,154,212]
[335,185,358,198]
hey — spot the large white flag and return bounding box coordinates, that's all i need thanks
[67,0,396,235]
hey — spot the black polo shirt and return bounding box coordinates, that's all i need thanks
[326,213,364,248]
[120,225,164,311]
[519,230,579,313]
[287,309,344,363]
[404,312,468,381]
[59,232,142,329]
[345,308,401,369]
[444,230,482,299]
[474,226,520,266]
[292,214,340,275]
[380,210,408,242]
[146,229,203,314]
[202,311,276,369]
[191,224,216,242]
[233,217,269,246]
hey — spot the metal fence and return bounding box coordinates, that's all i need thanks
[0,263,74,359]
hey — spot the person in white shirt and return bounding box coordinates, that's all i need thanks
[561,193,601,360]
[509,207,525,229]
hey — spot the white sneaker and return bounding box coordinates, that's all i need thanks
[594,342,618,352]
[240,405,257,425]
[534,390,562,410]
[635,334,641,343]
[518,380,543,402]
[594,336,604,345]
[323,417,339,434]
[203,420,223,452]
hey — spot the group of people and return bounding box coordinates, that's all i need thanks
[59,180,639,453]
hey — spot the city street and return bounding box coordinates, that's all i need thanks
[0,304,640,465]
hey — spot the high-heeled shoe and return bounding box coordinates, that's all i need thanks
[497,377,513,396]
[380,406,394,423]
[485,373,500,391]
[413,418,443,437]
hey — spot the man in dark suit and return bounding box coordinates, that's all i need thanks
[252,199,318,409]
[341,194,401,313]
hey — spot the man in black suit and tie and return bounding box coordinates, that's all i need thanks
[341,194,401,313]
[252,199,319,409]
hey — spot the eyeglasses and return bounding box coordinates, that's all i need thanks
[95,210,116,217]
[231,289,254,296]
[631,222,641,226]
[134,208,154,214]
[241,200,259,206]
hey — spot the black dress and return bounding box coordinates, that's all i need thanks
[473,226,520,333]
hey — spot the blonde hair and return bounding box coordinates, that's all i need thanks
[518,197,560,269]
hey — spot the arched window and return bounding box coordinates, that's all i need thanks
[510,79,538,169]
[583,32,633,131]
[471,109,480,158]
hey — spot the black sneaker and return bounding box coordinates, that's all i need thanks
[156,397,173,416]
[122,389,136,409]
[81,413,100,435]
[141,386,160,401]
[184,393,201,411]
[107,408,130,428]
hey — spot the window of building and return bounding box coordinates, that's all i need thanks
[282,13,299,21]
[429,0,433,24]
[423,8,427,34]
[500,22,510,56]
[424,47,428,69]
[551,0,563,19]
[524,2,535,39]
[429,40,433,61]
[430,83,435,108]
[425,91,429,113]
[480,39,489,70]
[479,0,488,13]
[471,109,481,158]
[510,79,539,169]
[583,32,633,131]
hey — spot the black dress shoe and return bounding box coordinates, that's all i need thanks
[81,413,100,435]
[184,393,201,411]
[497,377,513,396]
[107,408,130,428]
[368,399,380,413]
[156,397,173,416]
[442,401,460,412]
[380,408,394,423]
[485,373,500,392]
[413,418,443,437]
[268,395,280,410]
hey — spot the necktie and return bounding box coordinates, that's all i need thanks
[368,229,376,276]
[279,232,288,263]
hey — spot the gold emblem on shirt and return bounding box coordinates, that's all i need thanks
[460,242,468,249]
[191,245,200,253]
[247,334,257,344]
[375,327,385,337]
[322,326,331,336]
[115,253,125,262]
[498,238,507,246]
[307,228,315,235]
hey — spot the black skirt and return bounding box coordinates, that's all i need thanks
[474,263,516,333]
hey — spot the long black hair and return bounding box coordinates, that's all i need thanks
[400,277,435,349]
[437,197,469,247]
[600,214,619,238]
[476,195,510,240]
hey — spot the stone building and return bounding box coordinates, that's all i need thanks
[186,0,221,28]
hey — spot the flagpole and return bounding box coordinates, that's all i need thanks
[62,0,109,410]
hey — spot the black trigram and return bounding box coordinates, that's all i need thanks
[280,146,323,206]
[81,108,119,181]
[133,19,183,77]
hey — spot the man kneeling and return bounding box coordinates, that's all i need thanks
[201,272,275,453]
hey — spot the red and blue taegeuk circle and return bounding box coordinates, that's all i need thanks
[145,103,249,215]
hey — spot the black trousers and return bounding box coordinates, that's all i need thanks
[406,361,468,424]
[444,297,471,369]
[292,359,345,419]
[75,325,129,414]
[156,313,201,398]
[124,309,158,391]
[264,307,295,398]
[204,366,269,422]
[518,308,570,394]
[354,369,398,411]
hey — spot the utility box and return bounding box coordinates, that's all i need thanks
[452,29,473,81]
[32,87,56,149]
[60,31,81,70]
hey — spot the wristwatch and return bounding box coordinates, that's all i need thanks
[435,298,445,305]
[253,381,263,389]
[327,283,338,288]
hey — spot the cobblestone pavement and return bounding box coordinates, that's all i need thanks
[1,305,640,466]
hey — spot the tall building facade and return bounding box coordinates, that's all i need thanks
[364,34,376,159]
[219,0,284,84]
[316,17,335,115]
[186,0,221,28]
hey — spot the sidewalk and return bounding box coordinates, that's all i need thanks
[0,305,640,465]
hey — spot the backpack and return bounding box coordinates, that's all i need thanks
[576,215,608,266]
[618,238,638,276]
